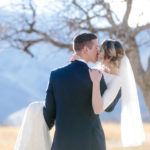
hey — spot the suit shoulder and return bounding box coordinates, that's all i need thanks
[51,62,72,74]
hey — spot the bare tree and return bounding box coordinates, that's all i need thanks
[1,0,150,112]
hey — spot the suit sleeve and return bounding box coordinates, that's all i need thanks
[43,71,56,130]
[103,76,121,112]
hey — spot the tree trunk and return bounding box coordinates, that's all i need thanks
[142,89,150,113]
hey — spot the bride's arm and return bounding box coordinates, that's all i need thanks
[102,76,121,110]
[89,69,103,114]
[89,69,121,114]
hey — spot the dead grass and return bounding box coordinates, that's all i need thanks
[102,123,150,150]
[0,126,18,150]
[0,123,149,150]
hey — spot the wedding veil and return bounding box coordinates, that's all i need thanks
[119,55,145,147]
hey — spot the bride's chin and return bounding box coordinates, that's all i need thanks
[98,58,103,64]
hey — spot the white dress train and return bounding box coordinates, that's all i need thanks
[14,101,52,150]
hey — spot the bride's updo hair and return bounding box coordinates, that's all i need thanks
[100,39,124,68]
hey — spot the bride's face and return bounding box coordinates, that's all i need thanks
[98,46,111,65]
[98,46,105,63]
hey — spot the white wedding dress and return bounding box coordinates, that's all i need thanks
[14,56,145,150]
[14,102,52,150]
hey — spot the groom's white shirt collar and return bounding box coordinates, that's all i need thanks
[77,59,87,64]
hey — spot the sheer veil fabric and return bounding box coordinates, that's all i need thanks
[119,55,145,147]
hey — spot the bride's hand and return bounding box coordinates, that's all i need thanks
[69,53,81,62]
[89,69,102,84]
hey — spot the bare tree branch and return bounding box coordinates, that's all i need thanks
[104,3,116,26]
[21,0,36,32]
[72,0,94,31]
[94,0,116,26]
[134,23,150,35]
[122,0,133,24]
[72,0,87,15]
[32,29,72,49]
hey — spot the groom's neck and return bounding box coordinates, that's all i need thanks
[78,56,88,63]
[77,53,89,63]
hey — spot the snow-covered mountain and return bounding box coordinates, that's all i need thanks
[0,43,73,124]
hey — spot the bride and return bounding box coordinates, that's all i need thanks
[14,39,145,150]
[89,39,145,147]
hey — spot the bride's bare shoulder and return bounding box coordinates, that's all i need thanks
[92,63,105,71]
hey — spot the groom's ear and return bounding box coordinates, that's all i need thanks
[82,46,88,54]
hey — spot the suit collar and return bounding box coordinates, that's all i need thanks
[77,59,87,64]
[71,60,89,68]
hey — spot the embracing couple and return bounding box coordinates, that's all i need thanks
[15,33,145,150]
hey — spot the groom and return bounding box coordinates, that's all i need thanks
[43,33,121,150]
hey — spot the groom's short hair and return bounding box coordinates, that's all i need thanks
[73,33,97,52]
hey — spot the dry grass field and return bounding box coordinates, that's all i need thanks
[0,123,149,150]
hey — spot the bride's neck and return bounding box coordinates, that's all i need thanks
[103,62,119,75]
